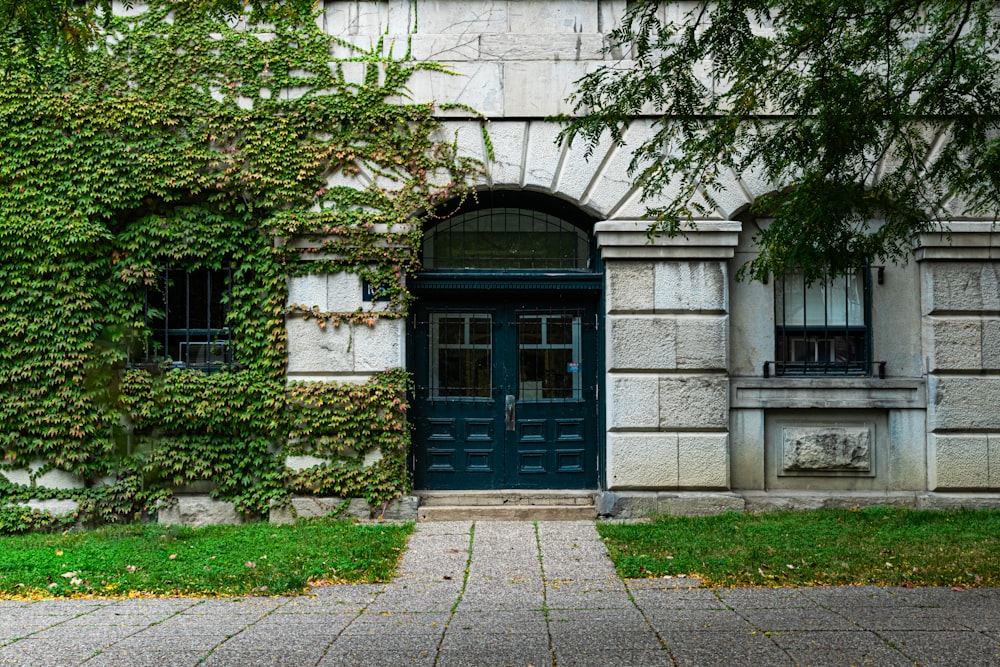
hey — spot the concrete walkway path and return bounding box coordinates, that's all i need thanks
[1,521,999,666]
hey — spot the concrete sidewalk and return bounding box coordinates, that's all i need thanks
[1,521,998,666]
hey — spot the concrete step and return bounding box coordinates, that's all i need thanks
[417,490,596,507]
[417,504,597,521]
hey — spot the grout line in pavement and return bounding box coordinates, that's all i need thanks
[534,521,556,667]
[76,599,205,665]
[623,565,677,664]
[432,521,475,666]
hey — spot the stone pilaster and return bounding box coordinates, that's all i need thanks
[597,221,740,491]
[916,222,1000,490]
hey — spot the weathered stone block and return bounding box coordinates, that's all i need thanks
[675,316,728,369]
[413,0,508,34]
[677,434,730,488]
[658,492,744,516]
[0,460,84,489]
[353,319,404,372]
[405,62,504,117]
[503,61,591,117]
[608,316,677,371]
[286,319,402,375]
[927,376,1000,432]
[291,496,347,518]
[781,426,871,473]
[581,122,656,216]
[887,409,928,491]
[653,261,728,312]
[479,120,527,186]
[924,318,982,372]
[287,272,363,313]
[609,375,659,429]
[286,318,356,374]
[507,1,600,33]
[379,495,419,520]
[480,34,606,61]
[730,409,765,490]
[522,121,563,191]
[285,455,329,471]
[609,316,727,372]
[983,320,1000,371]
[606,433,678,489]
[41,467,85,490]
[929,435,990,490]
[658,376,728,429]
[595,491,659,519]
[24,499,80,516]
[550,125,611,202]
[158,497,243,527]
[286,273,327,310]
[923,262,1000,315]
[606,261,655,313]
[407,34,482,61]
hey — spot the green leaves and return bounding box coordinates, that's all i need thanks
[0,1,480,531]
[562,0,1000,281]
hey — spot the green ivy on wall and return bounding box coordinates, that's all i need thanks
[0,1,484,531]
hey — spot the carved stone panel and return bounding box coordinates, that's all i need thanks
[781,426,873,474]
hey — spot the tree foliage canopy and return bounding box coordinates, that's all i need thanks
[561,0,1000,281]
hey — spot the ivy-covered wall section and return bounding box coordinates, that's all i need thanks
[0,1,482,533]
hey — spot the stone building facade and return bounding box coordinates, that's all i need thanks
[294,0,1000,515]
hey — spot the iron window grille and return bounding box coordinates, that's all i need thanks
[771,266,873,377]
[141,266,233,371]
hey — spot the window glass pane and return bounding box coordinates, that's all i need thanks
[424,208,588,270]
[546,316,573,344]
[774,266,870,375]
[780,269,864,326]
[519,318,542,345]
[436,349,491,398]
[825,271,865,326]
[437,317,465,345]
[430,313,492,399]
[518,314,581,400]
[142,266,232,370]
[186,269,210,330]
[468,317,491,345]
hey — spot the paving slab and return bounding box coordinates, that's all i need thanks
[0,520,998,666]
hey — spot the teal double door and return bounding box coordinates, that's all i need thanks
[411,292,600,490]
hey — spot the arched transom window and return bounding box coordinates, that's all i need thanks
[423,203,590,271]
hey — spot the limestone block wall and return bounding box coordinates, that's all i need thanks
[598,221,739,491]
[319,0,626,118]
[917,224,1000,491]
[285,272,403,383]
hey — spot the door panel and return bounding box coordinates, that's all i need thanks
[412,295,599,490]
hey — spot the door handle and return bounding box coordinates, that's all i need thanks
[504,394,515,431]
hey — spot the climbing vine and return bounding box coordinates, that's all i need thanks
[0,1,484,531]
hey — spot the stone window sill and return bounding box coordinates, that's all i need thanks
[730,377,925,409]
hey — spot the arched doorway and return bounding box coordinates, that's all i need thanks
[409,192,603,490]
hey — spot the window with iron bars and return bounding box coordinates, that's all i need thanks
[141,266,233,371]
[772,266,873,376]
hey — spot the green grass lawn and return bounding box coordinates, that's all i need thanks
[0,518,412,599]
[598,507,1000,587]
